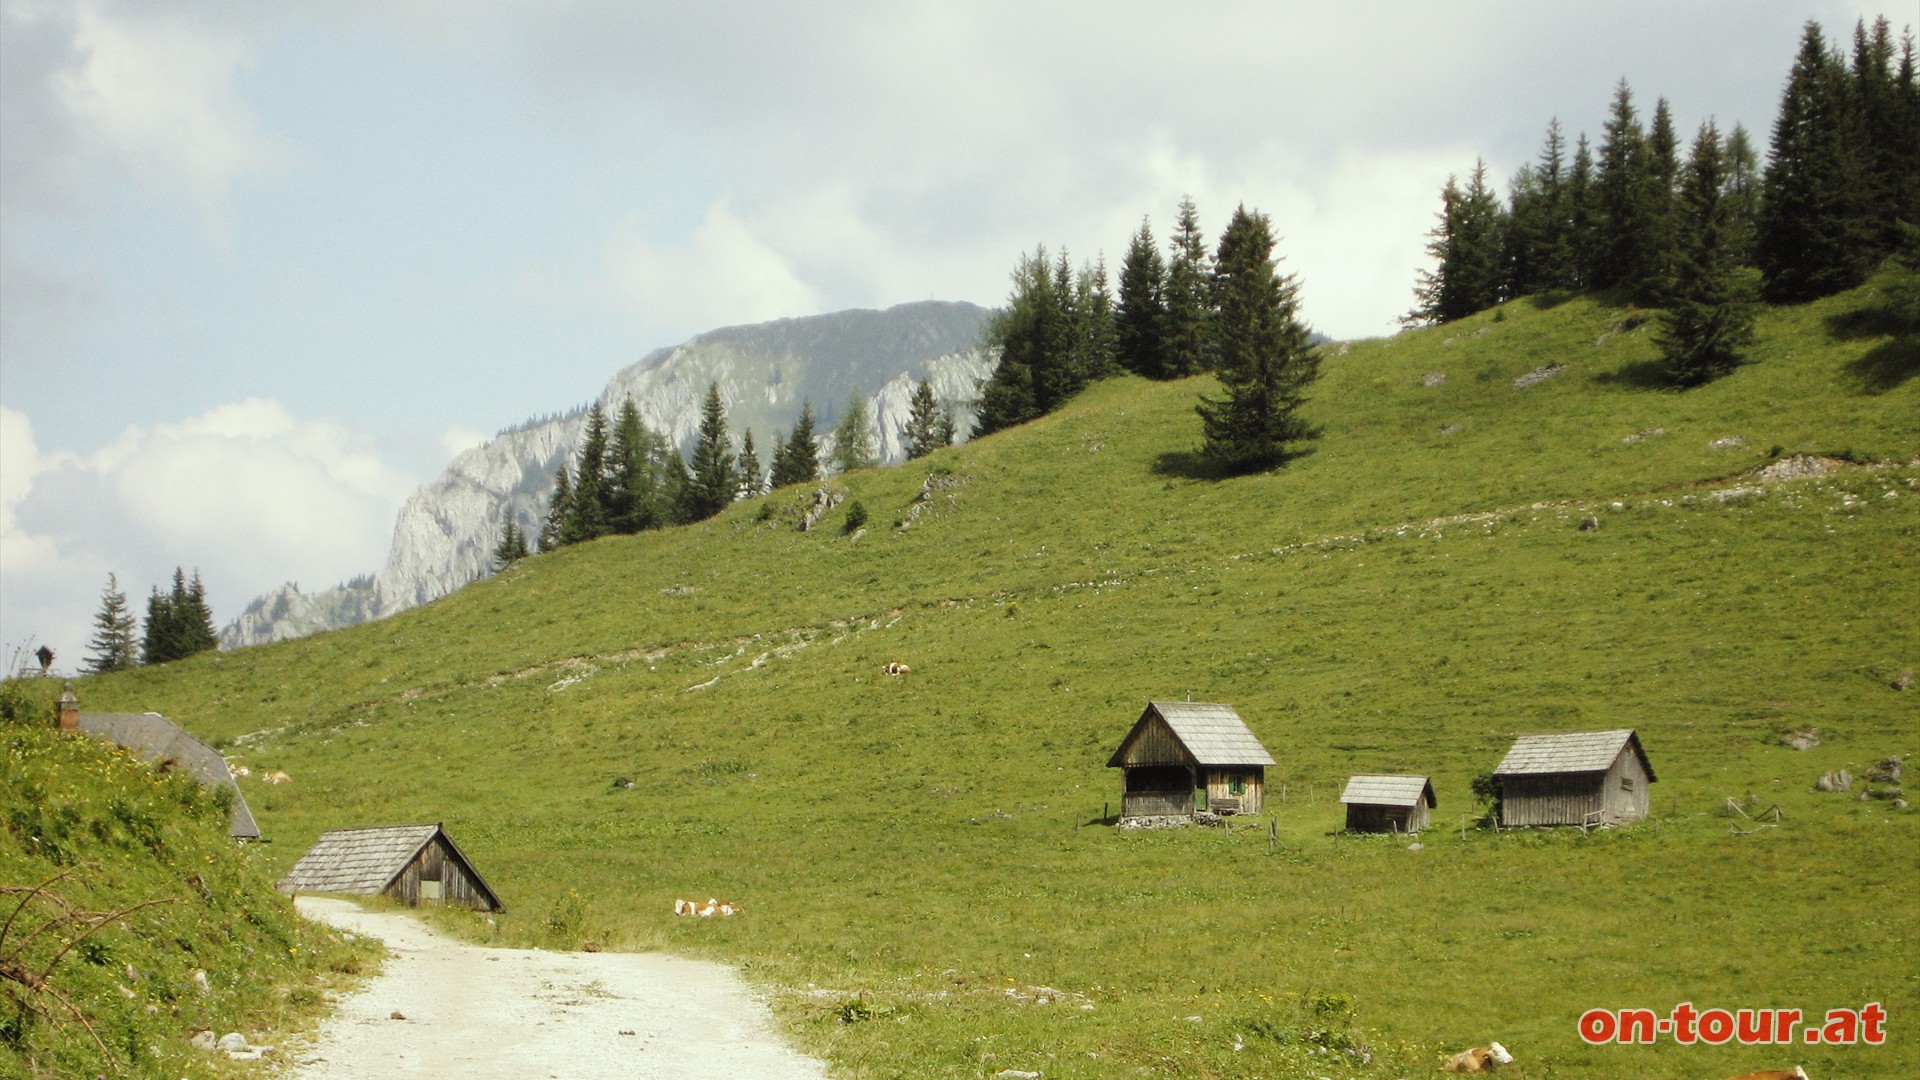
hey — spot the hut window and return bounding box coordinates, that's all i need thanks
[1621,777,1635,792]
[1229,774,1246,796]
[420,879,443,902]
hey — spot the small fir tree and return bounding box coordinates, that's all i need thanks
[492,511,530,570]
[736,429,764,499]
[1197,206,1320,473]
[541,464,573,551]
[1407,161,1505,324]
[770,401,820,488]
[829,394,879,474]
[84,573,138,674]
[903,379,950,460]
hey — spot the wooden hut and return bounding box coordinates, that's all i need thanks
[1339,775,1436,833]
[1493,729,1656,828]
[59,689,260,840]
[278,824,503,912]
[1107,701,1276,820]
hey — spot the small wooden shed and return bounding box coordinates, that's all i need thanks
[60,690,260,840]
[278,823,503,912]
[1339,775,1436,833]
[1107,701,1276,819]
[1493,729,1656,828]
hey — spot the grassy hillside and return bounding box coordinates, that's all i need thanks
[61,273,1918,1078]
[0,685,377,1080]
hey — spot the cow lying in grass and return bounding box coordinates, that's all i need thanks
[673,897,741,917]
[883,662,910,676]
[1441,1042,1512,1073]
[1726,1069,1809,1080]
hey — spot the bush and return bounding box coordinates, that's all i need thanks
[842,501,868,535]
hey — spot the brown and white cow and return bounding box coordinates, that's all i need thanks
[1441,1041,1512,1073]
[1726,1069,1809,1080]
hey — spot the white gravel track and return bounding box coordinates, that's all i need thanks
[289,896,829,1080]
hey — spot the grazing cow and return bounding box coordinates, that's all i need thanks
[1726,1070,1809,1080]
[1442,1042,1512,1073]
[883,662,910,676]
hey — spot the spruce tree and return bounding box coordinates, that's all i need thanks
[1505,119,1576,295]
[973,249,1054,436]
[1162,197,1214,376]
[1197,205,1320,473]
[605,396,647,532]
[1722,124,1762,266]
[736,429,764,499]
[1759,21,1876,301]
[677,383,736,522]
[1077,255,1120,382]
[1641,97,1684,302]
[1595,80,1654,292]
[84,573,138,674]
[830,394,879,474]
[1567,134,1603,287]
[493,510,530,570]
[562,402,612,544]
[541,465,572,551]
[182,571,217,656]
[1659,121,1760,386]
[770,401,820,488]
[142,587,176,666]
[904,379,949,460]
[1852,17,1906,256]
[1406,161,1505,324]
[1115,217,1170,378]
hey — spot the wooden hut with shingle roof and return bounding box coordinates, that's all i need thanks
[1493,729,1656,828]
[1339,775,1436,834]
[279,824,502,912]
[58,689,259,840]
[1107,701,1276,820]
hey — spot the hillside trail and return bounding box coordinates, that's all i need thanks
[288,896,829,1080]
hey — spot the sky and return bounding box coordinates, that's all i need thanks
[0,0,1900,671]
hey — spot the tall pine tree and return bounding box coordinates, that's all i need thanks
[84,573,138,674]
[562,402,612,544]
[1759,21,1876,301]
[1595,80,1657,294]
[492,510,530,570]
[541,464,572,551]
[1658,121,1760,387]
[1197,206,1320,473]
[1115,217,1170,378]
[1162,197,1214,377]
[1407,161,1505,324]
[677,383,736,522]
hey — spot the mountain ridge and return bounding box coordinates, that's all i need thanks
[221,299,994,648]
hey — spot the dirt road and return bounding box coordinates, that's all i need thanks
[290,896,830,1079]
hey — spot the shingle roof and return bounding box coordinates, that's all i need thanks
[76,712,259,839]
[278,824,444,895]
[1494,729,1655,781]
[1339,774,1436,808]
[1108,701,1277,768]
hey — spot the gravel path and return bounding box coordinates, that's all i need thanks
[290,896,829,1080]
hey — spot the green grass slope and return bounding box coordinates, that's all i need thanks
[0,686,377,1080]
[62,274,1919,1078]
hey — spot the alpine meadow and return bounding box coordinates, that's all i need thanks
[6,13,1920,1080]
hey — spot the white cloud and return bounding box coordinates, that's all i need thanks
[604,202,821,335]
[0,400,416,668]
[439,425,490,459]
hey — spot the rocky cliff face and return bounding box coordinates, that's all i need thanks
[220,300,993,649]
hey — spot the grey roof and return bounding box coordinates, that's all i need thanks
[278,824,501,911]
[1340,774,1436,808]
[76,712,259,839]
[1494,729,1656,781]
[1108,701,1277,768]
[278,824,445,895]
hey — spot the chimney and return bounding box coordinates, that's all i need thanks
[57,684,79,733]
